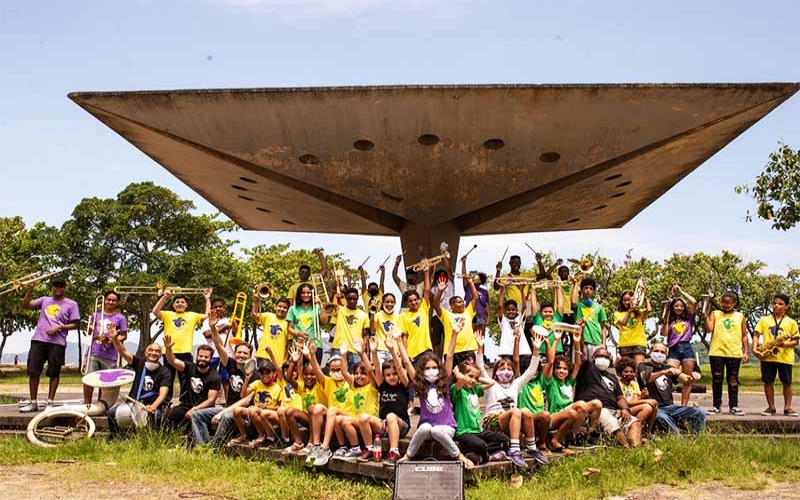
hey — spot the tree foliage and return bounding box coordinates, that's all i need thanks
[736,142,800,230]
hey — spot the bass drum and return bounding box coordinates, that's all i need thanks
[113,401,149,430]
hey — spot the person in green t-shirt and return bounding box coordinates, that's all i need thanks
[531,286,564,355]
[571,278,608,358]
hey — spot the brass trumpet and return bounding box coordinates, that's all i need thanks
[0,267,70,296]
[407,251,450,273]
[254,282,273,300]
[567,257,595,284]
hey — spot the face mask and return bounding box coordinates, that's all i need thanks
[594,357,611,370]
[145,361,159,371]
[496,369,514,383]
[621,374,635,384]
[330,370,344,381]
[424,369,439,383]
[650,352,667,364]
[582,298,593,307]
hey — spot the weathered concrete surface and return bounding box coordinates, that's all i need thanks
[69,84,799,256]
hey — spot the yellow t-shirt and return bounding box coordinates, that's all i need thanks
[372,309,398,352]
[362,291,383,315]
[161,311,204,354]
[442,304,478,354]
[333,307,370,353]
[560,283,573,315]
[619,379,641,403]
[248,380,282,409]
[350,384,379,417]
[322,376,351,411]
[256,312,289,363]
[281,381,302,410]
[709,310,746,358]
[613,310,647,348]
[755,314,799,365]
[297,379,325,410]
[501,273,532,308]
[329,293,345,326]
[399,298,432,359]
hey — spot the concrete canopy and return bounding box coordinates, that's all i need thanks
[69,84,799,260]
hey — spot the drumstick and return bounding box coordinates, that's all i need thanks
[359,256,371,268]
[378,254,391,271]
[463,244,478,259]
[525,242,537,255]
[499,246,509,263]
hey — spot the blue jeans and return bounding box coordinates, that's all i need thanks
[191,406,224,445]
[346,352,362,369]
[655,404,707,434]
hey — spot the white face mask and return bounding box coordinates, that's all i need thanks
[424,369,439,383]
[650,352,667,364]
[145,361,160,371]
[330,370,344,381]
[594,357,611,371]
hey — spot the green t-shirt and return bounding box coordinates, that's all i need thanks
[575,300,607,346]
[286,304,322,347]
[545,376,575,414]
[533,311,564,354]
[518,375,547,414]
[450,383,483,437]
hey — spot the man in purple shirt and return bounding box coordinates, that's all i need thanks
[83,290,129,404]
[21,278,80,412]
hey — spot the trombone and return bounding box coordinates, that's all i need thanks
[81,295,104,375]
[226,292,248,348]
[0,267,71,296]
[112,283,163,295]
[161,286,210,295]
[311,274,338,315]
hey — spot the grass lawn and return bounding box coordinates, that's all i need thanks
[0,433,798,500]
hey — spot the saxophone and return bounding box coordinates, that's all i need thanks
[758,332,793,356]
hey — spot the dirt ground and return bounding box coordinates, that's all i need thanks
[1,463,799,500]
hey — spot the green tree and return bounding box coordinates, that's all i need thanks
[60,182,239,354]
[736,142,800,230]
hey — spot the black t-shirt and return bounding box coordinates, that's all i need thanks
[224,358,248,406]
[379,380,410,425]
[637,361,676,407]
[127,355,171,406]
[181,361,222,407]
[575,362,622,410]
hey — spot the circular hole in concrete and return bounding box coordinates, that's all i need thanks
[353,139,375,151]
[593,205,608,211]
[256,207,271,213]
[610,192,625,198]
[616,181,632,187]
[567,218,580,224]
[539,152,561,163]
[231,185,248,191]
[299,154,320,165]
[418,134,440,146]
[239,176,257,184]
[604,174,623,181]
[238,195,254,201]
[282,219,296,225]
[483,138,505,150]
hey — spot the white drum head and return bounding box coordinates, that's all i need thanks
[82,369,135,388]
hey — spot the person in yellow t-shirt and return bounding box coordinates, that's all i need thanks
[434,270,479,366]
[613,290,652,365]
[704,291,749,415]
[492,255,532,313]
[371,293,398,364]
[228,345,283,447]
[334,288,371,368]
[399,267,432,364]
[278,346,327,454]
[252,294,290,366]
[152,288,211,395]
[752,294,799,417]
[359,264,385,319]
[615,356,658,437]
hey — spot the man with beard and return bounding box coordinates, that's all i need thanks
[190,316,255,445]
[637,342,706,434]
[108,327,171,434]
[164,338,221,432]
[575,346,642,448]
[288,248,329,306]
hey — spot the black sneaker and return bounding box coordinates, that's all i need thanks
[761,407,777,416]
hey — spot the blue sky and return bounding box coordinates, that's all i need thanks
[1,1,799,355]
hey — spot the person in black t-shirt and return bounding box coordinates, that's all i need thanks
[108,329,170,434]
[353,334,410,464]
[191,317,256,445]
[164,337,221,431]
[575,347,642,447]
[637,342,706,434]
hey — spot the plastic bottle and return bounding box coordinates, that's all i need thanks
[372,433,382,461]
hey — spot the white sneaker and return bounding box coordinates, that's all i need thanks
[19,401,39,413]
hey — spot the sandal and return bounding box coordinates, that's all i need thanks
[249,436,266,447]
[227,436,248,447]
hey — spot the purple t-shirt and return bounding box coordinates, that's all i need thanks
[464,286,489,320]
[418,384,457,428]
[667,317,694,347]
[31,296,80,346]
[89,312,129,361]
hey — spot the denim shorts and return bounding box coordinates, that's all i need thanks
[667,342,695,363]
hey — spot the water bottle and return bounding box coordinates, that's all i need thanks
[372,433,383,461]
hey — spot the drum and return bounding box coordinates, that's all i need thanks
[82,368,135,388]
[113,401,150,430]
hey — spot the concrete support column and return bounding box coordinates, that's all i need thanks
[399,221,461,274]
